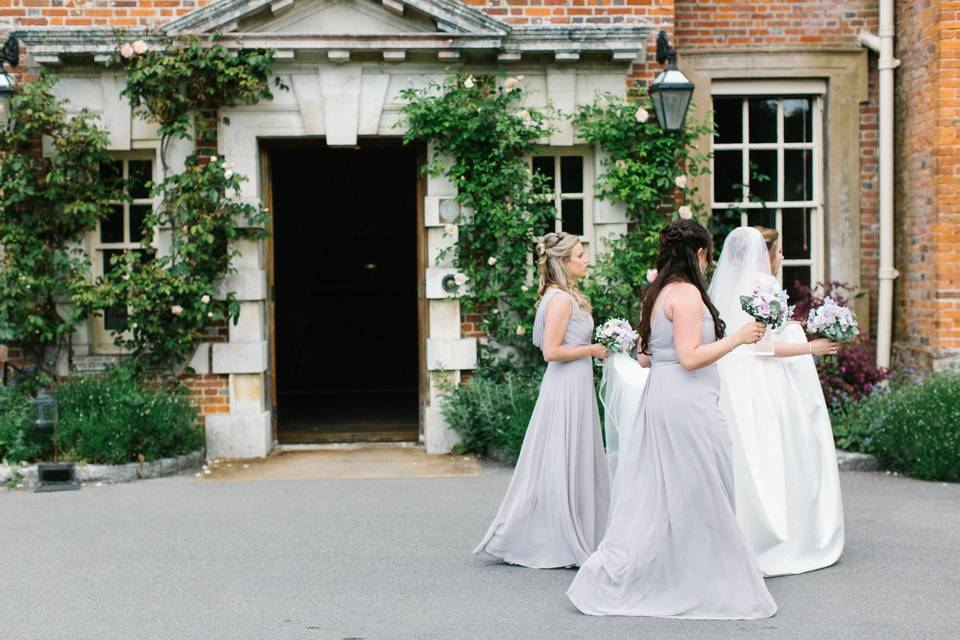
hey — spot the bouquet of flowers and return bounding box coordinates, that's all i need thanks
[740,283,793,329]
[594,318,639,366]
[806,296,860,343]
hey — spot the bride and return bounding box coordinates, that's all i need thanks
[707,226,845,576]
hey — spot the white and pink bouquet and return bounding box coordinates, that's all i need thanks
[739,283,793,329]
[806,296,860,343]
[594,318,639,366]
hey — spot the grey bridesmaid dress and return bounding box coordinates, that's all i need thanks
[567,290,777,618]
[474,288,610,569]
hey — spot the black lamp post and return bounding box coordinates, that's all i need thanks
[648,31,695,132]
[0,35,19,123]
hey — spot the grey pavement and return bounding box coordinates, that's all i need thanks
[1,465,958,640]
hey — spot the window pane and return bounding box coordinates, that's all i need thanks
[99,158,122,182]
[748,98,778,143]
[782,208,811,259]
[748,150,778,202]
[784,149,813,201]
[561,199,584,236]
[783,265,810,303]
[560,156,583,194]
[710,209,741,260]
[102,249,124,276]
[128,160,153,199]
[783,98,812,143]
[104,306,128,333]
[129,204,151,244]
[100,205,125,243]
[713,97,743,144]
[746,209,776,230]
[713,150,743,203]
[532,156,555,191]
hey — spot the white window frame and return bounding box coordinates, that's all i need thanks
[530,146,595,253]
[710,81,826,288]
[89,151,160,354]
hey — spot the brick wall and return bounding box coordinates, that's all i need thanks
[675,1,877,49]
[0,0,211,31]
[893,0,940,368]
[179,372,229,423]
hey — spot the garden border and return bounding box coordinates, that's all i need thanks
[0,450,204,489]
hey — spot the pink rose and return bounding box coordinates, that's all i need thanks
[132,40,148,55]
[120,43,135,60]
[646,269,658,284]
[170,305,184,316]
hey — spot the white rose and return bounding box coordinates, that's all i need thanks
[224,169,234,179]
[521,285,529,292]
[132,40,149,55]
[675,175,688,189]
[519,109,531,121]
[464,75,475,89]
[635,107,649,123]
[678,205,693,219]
[120,43,135,59]
[170,305,183,316]
[488,257,497,266]
[444,224,457,235]
[515,325,526,336]
[207,311,214,318]
[209,155,218,163]
[200,295,210,304]
[453,273,467,286]
[503,77,519,91]
[645,268,658,284]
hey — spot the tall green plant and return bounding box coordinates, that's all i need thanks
[400,74,556,376]
[574,93,713,323]
[74,36,281,374]
[0,73,124,377]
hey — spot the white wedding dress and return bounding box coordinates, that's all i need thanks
[707,228,845,576]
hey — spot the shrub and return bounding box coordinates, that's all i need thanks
[54,365,204,465]
[816,339,889,409]
[440,372,542,462]
[834,373,960,482]
[0,386,53,464]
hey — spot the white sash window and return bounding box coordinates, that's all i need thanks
[711,81,825,298]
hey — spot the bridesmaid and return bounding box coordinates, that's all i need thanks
[568,219,777,619]
[474,231,610,569]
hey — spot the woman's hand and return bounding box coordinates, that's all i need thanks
[808,338,839,356]
[589,343,609,360]
[732,321,767,346]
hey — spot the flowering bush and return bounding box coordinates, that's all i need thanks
[816,340,888,410]
[573,93,712,324]
[0,73,124,382]
[400,74,556,377]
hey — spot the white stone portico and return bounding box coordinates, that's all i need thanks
[15,0,649,458]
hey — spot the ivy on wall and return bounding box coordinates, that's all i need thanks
[574,92,713,323]
[401,74,557,377]
[0,73,124,383]
[75,36,283,375]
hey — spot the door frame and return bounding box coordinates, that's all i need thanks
[259,137,427,443]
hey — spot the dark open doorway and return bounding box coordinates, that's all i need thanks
[268,141,421,443]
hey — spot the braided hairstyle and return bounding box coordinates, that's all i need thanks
[638,219,725,354]
[535,231,591,314]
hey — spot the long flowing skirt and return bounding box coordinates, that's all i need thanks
[474,357,609,569]
[567,362,777,618]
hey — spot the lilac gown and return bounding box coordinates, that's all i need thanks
[474,288,610,568]
[567,296,777,618]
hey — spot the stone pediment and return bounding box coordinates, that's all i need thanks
[163,0,508,36]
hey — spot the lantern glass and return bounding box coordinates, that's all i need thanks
[30,389,57,430]
[0,71,13,121]
[649,67,695,132]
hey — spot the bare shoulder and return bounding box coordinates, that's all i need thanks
[666,282,704,315]
[545,288,573,314]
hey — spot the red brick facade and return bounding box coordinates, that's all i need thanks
[1,0,957,380]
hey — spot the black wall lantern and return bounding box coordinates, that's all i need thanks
[648,31,695,133]
[0,35,19,121]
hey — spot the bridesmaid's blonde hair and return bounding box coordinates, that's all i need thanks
[536,231,592,314]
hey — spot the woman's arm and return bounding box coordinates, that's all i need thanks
[774,338,838,358]
[637,352,652,368]
[541,293,607,362]
[670,284,766,371]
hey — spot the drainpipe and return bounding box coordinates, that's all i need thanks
[859,0,899,370]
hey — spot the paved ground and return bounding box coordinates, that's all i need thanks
[1,463,958,640]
